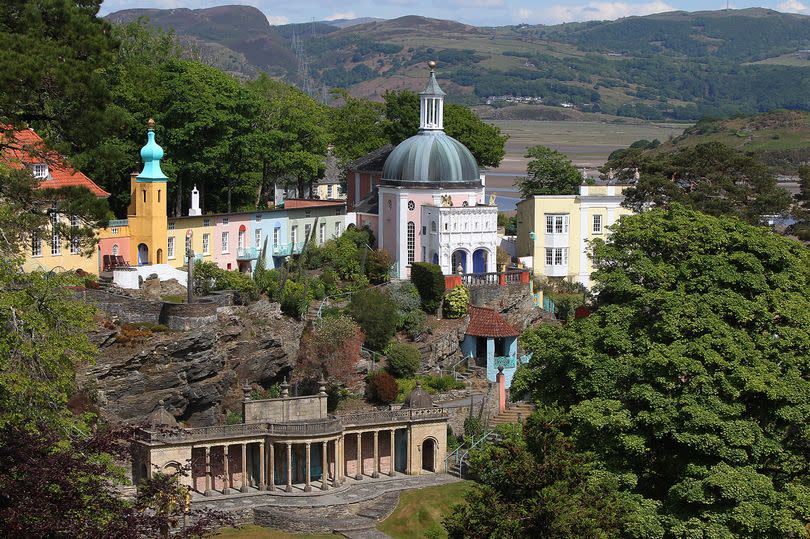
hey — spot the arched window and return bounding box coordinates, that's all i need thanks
[431,221,437,233]
[407,222,415,264]
[112,244,119,256]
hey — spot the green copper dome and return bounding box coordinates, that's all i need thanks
[381,131,480,188]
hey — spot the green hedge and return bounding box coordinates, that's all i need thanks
[410,262,445,314]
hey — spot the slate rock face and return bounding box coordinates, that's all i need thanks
[80,304,303,426]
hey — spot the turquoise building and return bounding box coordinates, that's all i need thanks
[462,306,529,388]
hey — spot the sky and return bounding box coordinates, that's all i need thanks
[98,0,810,27]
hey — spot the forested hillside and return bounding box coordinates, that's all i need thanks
[106,6,810,121]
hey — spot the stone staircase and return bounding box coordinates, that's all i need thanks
[490,402,535,427]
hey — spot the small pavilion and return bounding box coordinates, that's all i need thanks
[133,379,448,496]
[462,305,528,388]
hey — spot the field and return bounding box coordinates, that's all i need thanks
[483,120,688,211]
[376,481,471,539]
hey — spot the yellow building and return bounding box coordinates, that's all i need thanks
[127,119,168,266]
[516,184,633,288]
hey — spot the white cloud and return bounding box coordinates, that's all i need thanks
[324,11,357,21]
[265,15,290,25]
[520,1,674,24]
[777,0,808,13]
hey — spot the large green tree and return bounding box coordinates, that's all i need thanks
[510,206,810,538]
[605,142,791,224]
[329,89,388,163]
[515,145,583,197]
[0,0,116,154]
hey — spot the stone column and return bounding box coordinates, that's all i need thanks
[406,427,413,475]
[222,445,232,494]
[304,442,312,492]
[240,443,249,493]
[389,429,397,476]
[204,446,212,496]
[321,441,329,491]
[333,439,341,488]
[268,443,275,491]
[372,431,380,478]
[285,442,293,493]
[355,432,363,480]
[258,442,266,491]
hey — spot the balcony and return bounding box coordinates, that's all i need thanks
[236,247,258,260]
[272,242,306,257]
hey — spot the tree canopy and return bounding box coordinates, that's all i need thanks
[515,145,583,197]
[604,141,792,224]
[507,206,810,538]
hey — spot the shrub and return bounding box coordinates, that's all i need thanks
[296,314,363,388]
[400,309,427,339]
[224,410,242,425]
[193,260,257,303]
[280,279,308,318]
[411,262,445,313]
[364,249,392,284]
[463,416,483,440]
[254,267,283,300]
[385,343,421,378]
[321,236,360,279]
[443,285,469,319]
[423,374,464,392]
[388,281,421,313]
[348,288,398,351]
[365,371,398,404]
[496,246,511,267]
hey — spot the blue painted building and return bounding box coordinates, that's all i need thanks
[462,305,529,388]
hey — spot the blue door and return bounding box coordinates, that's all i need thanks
[472,249,487,273]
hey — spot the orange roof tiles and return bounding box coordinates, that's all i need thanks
[1,128,110,198]
[466,305,521,338]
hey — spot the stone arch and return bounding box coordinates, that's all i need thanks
[163,461,182,475]
[421,437,437,473]
[156,248,163,264]
[451,250,468,274]
[432,252,439,265]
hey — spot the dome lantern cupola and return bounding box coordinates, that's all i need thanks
[137,118,168,182]
[420,60,446,131]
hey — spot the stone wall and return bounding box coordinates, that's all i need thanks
[243,394,327,424]
[418,325,467,371]
[76,288,164,324]
[161,300,219,331]
[442,383,500,437]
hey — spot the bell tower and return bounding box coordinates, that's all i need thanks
[419,60,446,132]
[127,118,168,265]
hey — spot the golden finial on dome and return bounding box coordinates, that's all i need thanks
[147,118,156,130]
[428,60,437,70]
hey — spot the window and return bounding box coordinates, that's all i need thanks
[31,233,42,257]
[327,185,333,198]
[168,221,175,230]
[142,190,146,203]
[203,218,210,227]
[462,200,469,207]
[305,224,311,242]
[445,223,448,231]
[305,210,311,218]
[546,214,568,234]
[112,244,119,256]
[546,248,568,266]
[222,217,229,225]
[407,221,415,264]
[431,221,437,233]
[50,212,60,256]
[255,229,262,249]
[335,207,342,216]
[421,246,426,261]
[408,200,415,211]
[291,226,298,245]
[422,225,427,235]
[70,215,80,254]
[157,189,161,203]
[111,228,119,235]
[221,231,229,253]
[319,222,326,244]
[238,229,245,250]
[202,233,210,254]
[593,214,603,234]
[168,236,175,259]
[32,164,48,178]
[273,227,279,247]
[256,213,262,222]
[334,222,341,237]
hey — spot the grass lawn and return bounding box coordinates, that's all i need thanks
[213,525,337,539]
[377,481,471,539]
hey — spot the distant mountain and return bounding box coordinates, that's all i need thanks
[319,17,384,29]
[106,6,810,120]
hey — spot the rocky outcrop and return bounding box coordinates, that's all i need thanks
[80,300,304,426]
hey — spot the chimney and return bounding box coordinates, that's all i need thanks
[189,184,201,216]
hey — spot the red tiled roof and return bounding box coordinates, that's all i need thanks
[1,128,110,198]
[283,198,345,208]
[466,305,521,338]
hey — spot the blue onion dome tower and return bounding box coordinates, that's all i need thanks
[128,118,169,266]
[382,61,480,188]
[137,118,168,181]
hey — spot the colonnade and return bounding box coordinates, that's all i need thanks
[194,427,406,495]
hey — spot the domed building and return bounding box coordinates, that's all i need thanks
[354,63,499,278]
